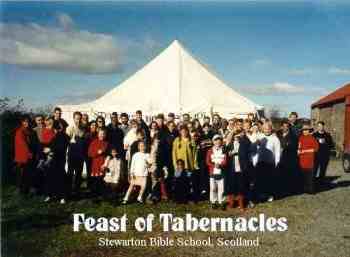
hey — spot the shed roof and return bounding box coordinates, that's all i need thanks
[311,83,350,108]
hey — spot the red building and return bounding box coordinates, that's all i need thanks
[311,83,350,171]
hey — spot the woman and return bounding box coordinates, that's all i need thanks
[14,115,35,195]
[88,128,109,199]
[172,126,195,172]
[95,115,106,132]
[85,120,98,190]
[225,129,251,211]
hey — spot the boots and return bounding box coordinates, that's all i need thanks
[227,194,235,208]
[237,194,245,212]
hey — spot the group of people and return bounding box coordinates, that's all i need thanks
[14,108,334,210]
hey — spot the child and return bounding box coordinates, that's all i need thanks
[206,134,227,210]
[122,141,150,204]
[298,124,319,194]
[102,147,123,202]
[88,128,109,199]
[171,159,190,204]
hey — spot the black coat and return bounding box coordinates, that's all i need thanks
[106,123,124,153]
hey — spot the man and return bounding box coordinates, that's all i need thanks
[288,112,301,137]
[203,116,211,125]
[182,113,191,125]
[53,107,68,131]
[81,113,89,130]
[106,112,124,154]
[255,123,281,202]
[167,113,175,123]
[313,121,333,184]
[119,113,130,135]
[66,111,86,197]
[277,120,299,196]
[212,114,222,134]
[33,115,44,143]
[135,110,150,140]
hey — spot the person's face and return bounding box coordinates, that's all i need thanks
[45,119,53,129]
[156,118,163,128]
[131,122,138,130]
[54,110,61,120]
[22,120,29,128]
[243,122,251,132]
[151,122,158,130]
[203,126,209,133]
[82,114,89,124]
[168,122,176,132]
[204,118,210,124]
[90,122,97,132]
[136,113,142,121]
[317,123,324,132]
[98,130,106,140]
[183,115,190,122]
[236,122,243,130]
[214,139,222,147]
[263,124,272,135]
[303,129,310,136]
[121,116,128,125]
[228,120,235,129]
[289,114,297,124]
[282,123,289,133]
[35,117,43,126]
[111,149,118,157]
[167,116,174,122]
[213,116,220,124]
[111,115,118,125]
[176,162,184,171]
[97,119,104,128]
[222,121,228,129]
[73,114,81,126]
[180,128,188,138]
[187,123,193,131]
[138,142,146,152]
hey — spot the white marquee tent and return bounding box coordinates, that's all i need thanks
[60,40,263,123]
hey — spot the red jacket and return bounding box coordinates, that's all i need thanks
[206,146,227,176]
[88,138,109,177]
[14,126,33,164]
[298,135,319,170]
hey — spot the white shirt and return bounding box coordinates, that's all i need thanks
[257,133,281,166]
[103,156,121,184]
[130,152,151,177]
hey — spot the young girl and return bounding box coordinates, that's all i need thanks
[206,134,227,210]
[88,128,109,199]
[172,126,194,174]
[122,141,150,204]
[102,147,123,202]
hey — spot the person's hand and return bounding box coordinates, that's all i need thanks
[97,149,102,155]
[43,147,51,154]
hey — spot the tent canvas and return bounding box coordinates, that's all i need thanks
[60,40,263,123]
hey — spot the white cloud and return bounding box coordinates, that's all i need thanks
[252,59,270,66]
[328,67,350,75]
[241,82,321,95]
[288,68,313,76]
[0,14,125,74]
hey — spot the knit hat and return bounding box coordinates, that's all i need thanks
[212,134,223,142]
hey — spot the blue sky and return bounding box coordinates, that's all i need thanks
[1,1,350,117]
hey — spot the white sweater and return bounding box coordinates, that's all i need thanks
[130,152,151,177]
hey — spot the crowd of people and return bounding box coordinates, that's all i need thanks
[14,107,334,210]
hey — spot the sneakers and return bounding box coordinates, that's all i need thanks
[248,201,255,208]
[60,199,66,205]
[122,200,128,205]
[267,196,274,202]
[44,196,51,202]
